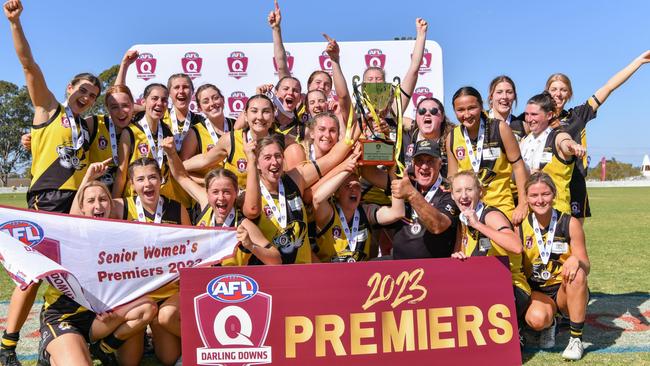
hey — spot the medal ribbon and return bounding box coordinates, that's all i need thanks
[105,116,119,166]
[135,196,164,224]
[459,202,485,226]
[336,205,360,252]
[462,119,486,173]
[170,108,192,150]
[63,102,85,151]
[212,208,236,227]
[412,176,442,221]
[532,209,558,265]
[139,117,164,168]
[260,179,287,228]
[205,118,229,146]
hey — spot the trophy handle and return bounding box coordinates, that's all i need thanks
[392,76,401,86]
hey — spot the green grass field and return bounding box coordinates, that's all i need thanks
[1,188,649,365]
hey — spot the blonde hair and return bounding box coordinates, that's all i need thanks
[450,171,484,197]
[77,181,113,210]
[545,73,573,102]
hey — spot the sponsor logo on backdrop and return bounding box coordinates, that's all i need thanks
[182,52,203,80]
[416,48,432,75]
[227,51,249,79]
[365,48,386,69]
[227,91,249,118]
[318,51,333,74]
[412,86,434,108]
[136,53,157,81]
[273,51,294,75]
[194,274,272,365]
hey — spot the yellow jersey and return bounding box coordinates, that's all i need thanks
[315,202,372,262]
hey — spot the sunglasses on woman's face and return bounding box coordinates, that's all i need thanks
[418,107,440,116]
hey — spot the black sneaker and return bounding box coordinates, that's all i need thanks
[89,342,119,366]
[0,348,22,366]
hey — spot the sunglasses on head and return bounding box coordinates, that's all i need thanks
[418,107,440,116]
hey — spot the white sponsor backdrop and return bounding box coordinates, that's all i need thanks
[125,40,443,119]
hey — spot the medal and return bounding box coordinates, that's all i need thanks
[135,196,164,224]
[63,102,85,151]
[205,117,229,146]
[410,222,422,235]
[105,116,119,166]
[260,179,287,228]
[212,208,236,227]
[459,202,485,226]
[532,209,558,282]
[410,176,442,234]
[138,117,164,168]
[541,270,552,281]
[336,205,360,252]
[170,107,192,151]
[461,119,486,173]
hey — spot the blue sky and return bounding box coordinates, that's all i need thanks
[1,0,649,165]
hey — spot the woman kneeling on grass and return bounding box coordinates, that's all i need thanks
[517,172,589,360]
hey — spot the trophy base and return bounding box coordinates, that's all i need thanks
[358,140,395,166]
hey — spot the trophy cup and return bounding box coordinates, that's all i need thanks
[351,76,403,167]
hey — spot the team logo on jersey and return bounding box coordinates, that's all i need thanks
[365,48,386,69]
[273,51,294,75]
[273,221,306,255]
[0,220,62,264]
[136,53,157,81]
[236,158,247,173]
[412,86,434,108]
[98,135,108,150]
[227,51,249,79]
[456,146,466,160]
[571,202,580,216]
[56,145,84,170]
[318,51,333,74]
[416,48,432,75]
[60,114,71,128]
[462,235,468,249]
[406,143,415,157]
[194,274,272,365]
[137,143,150,156]
[332,225,342,239]
[525,235,533,250]
[262,205,273,219]
[181,51,203,79]
[228,91,249,118]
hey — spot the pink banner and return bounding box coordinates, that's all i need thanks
[180,257,521,366]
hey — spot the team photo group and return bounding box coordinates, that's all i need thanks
[1,0,649,365]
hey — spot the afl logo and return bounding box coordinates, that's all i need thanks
[227,51,249,79]
[318,51,333,74]
[135,53,157,81]
[207,274,259,303]
[332,226,342,239]
[236,158,247,173]
[273,51,294,75]
[181,51,203,79]
[0,220,45,247]
[406,143,414,157]
[137,143,150,156]
[412,86,433,108]
[456,146,466,160]
[263,205,273,218]
[525,236,533,250]
[98,136,108,150]
[365,48,386,69]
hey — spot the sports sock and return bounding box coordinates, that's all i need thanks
[99,333,126,354]
[1,331,19,351]
[569,321,584,340]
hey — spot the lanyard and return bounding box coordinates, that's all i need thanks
[336,205,360,252]
[135,196,164,223]
[105,116,119,165]
[139,117,164,168]
[260,179,287,228]
[170,108,192,150]
[309,144,316,160]
[205,118,229,146]
[212,208,236,227]
[63,103,84,151]
[531,210,558,265]
[459,202,485,226]
[521,126,552,170]
[412,176,442,221]
[461,120,485,173]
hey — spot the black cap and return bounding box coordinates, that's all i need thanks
[412,139,441,159]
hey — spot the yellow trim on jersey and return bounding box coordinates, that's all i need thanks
[224,129,249,189]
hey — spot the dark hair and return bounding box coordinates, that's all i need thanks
[416,97,451,139]
[204,168,238,192]
[525,171,557,197]
[70,73,102,94]
[245,94,274,111]
[105,85,134,105]
[143,83,168,99]
[275,76,302,93]
[488,75,517,108]
[307,71,332,90]
[128,157,162,180]
[255,134,285,158]
[167,73,194,93]
[195,84,223,103]
[452,86,483,108]
[527,91,557,114]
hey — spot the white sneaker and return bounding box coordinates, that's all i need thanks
[538,318,556,349]
[562,337,584,360]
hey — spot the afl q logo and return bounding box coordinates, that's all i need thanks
[98,135,108,150]
[60,114,71,128]
[136,53,157,81]
[365,48,386,69]
[227,51,249,79]
[182,51,203,79]
[273,51,294,74]
[137,143,150,156]
[412,86,433,108]
[236,158,247,173]
[456,146,466,161]
[332,226,342,239]
[228,91,249,118]
[416,48,432,75]
[319,51,333,73]
[0,220,45,247]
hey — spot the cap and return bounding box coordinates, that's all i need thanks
[412,139,441,159]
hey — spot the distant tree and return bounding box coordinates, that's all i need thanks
[586,158,642,181]
[0,81,33,186]
[85,64,119,117]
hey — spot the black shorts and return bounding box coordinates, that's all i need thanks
[39,295,95,361]
[569,171,591,218]
[514,286,531,324]
[27,189,76,213]
[533,282,562,303]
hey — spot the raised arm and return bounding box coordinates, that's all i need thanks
[323,33,351,123]
[70,159,110,215]
[592,50,650,109]
[162,137,208,207]
[268,0,290,79]
[242,139,262,219]
[4,0,57,124]
[115,50,138,87]
[555,131,586,161]
[399,18,428,108]
[290,139,358,194]
[371,169,405,224]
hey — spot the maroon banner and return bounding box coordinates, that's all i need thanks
[180,257,521,366]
